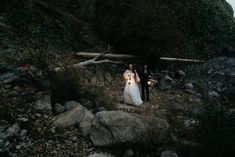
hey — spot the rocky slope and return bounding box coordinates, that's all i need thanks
[0,0,105,64]
[1,56,235,157]
[1,0,235,65]
[94,0,235,61]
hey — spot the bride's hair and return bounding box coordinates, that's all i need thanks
[130,64,137,82]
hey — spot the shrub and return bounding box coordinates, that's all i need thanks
[21,48,50,70]
[194,101,235,156]
[49,66,115,111]
[49,67,83,104]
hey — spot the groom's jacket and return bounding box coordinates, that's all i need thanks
[139,68,151,84]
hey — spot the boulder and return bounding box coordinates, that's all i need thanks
[79,110,95,136]
[161,75,175,90]
[87,153,115,157]
[161,150,179,157]
[0,132,7,141]
[124,148,134,157]
[0,139,4,148]
[90,111,172,147]
[0,72,19,84]
[35,93,52,112]
[189,95,201,103]
[53,103,94,136]
[184,83,194,90]
[0,20,10,32]
[0,125,8,132]
[64,101,81,111]
[53,103,66,114]
[177,70,186,77]
[5,124,20,138]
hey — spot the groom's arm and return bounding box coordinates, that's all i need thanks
[149,68,155,76]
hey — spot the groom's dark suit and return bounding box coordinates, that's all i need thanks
[139,66,151,101]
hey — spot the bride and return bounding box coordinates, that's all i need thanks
[123,64,143,106]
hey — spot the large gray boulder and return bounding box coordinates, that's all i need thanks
[90,111,172,147]
[53,104,94,136]
[87,153,115,157]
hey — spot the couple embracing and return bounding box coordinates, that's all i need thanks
[123,64,151,106]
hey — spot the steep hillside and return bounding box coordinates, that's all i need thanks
[94,0,235,61]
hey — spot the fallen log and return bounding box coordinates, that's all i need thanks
[160,57,205,63]
[53,51,125,71]
[76,52,139,59]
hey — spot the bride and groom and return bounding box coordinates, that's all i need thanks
[123,64,151,106]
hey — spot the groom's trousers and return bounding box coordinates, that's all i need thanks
[141,81,149,101]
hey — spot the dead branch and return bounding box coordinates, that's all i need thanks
[53,47,125,71]
[76,52,138,59]
[160,57,205,63]
[53,59,123,71]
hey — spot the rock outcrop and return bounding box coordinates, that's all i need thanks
[90,111,172,147]
[185,56,235,102]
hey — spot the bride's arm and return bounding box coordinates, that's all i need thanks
[135,70,141,82]
[123,70,129,80]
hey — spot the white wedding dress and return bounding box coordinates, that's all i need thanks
[123,70,143,106]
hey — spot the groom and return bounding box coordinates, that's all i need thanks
[139,64,151,102]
